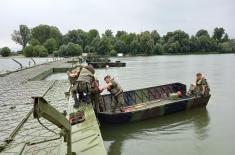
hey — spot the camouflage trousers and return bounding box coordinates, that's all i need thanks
[71,83,77,97]
[90,91,104,112]
[70,83,79,104]
[77,81,92,104]
[111,93,124,112]
[187,85,204,96]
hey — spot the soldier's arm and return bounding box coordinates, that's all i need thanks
[101,82,113,90]
[67,71,79,78]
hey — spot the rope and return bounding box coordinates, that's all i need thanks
[36,117,59,135]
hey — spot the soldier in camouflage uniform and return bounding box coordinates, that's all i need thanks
[67,66,82,107]
[102,75,125,112]
[90,79,104,112]
[76,65,95,107]
[187,73,210,96]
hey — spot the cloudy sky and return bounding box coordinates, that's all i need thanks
[0,0,234,50]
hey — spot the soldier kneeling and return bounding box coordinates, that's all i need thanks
[187,73,210,97]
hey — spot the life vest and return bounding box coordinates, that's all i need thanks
[107,79,123,96]
[77,67,94,84]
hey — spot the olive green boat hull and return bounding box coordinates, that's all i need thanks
[98,83,211,123]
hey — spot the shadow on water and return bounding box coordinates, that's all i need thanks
[100,108,210,155]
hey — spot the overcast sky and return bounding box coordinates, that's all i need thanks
[0,0,234,50]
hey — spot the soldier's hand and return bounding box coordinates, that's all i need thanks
[99,87,105,93]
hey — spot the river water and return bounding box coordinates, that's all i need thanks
[99,54,235,155]
[40,54,235,154]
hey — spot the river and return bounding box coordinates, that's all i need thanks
[32,54,235,154]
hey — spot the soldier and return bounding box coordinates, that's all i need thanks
[67,66,82,107]
[102,75,125,112]
[187,73,210,96]
[76,64,95,107]
[90,79,105,112]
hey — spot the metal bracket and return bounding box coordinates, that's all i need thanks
[32,96,76,155]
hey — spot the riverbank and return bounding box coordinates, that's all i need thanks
[123,51,235,57]
[1,51,234,59]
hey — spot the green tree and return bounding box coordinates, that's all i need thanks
[33,47,39,56]
[213,27,225,42]
[104,29,113,38]
[95,36,113,55]
[49,26,62,46]
[33,45,48,57]
[11,25,31,50]
[90,36,100,53]
[53,50,59,57]
[198,35,213,52]
[130,39,141,55]
[229,39,235,51]
[164,41,181,53]
[181,38,191,53]
[153,43,164,55]
[222,33,229,42]
[190,36,200,52]
[23,45,34,57]
[219,42,233,53]
[31,25,62,45]
[116,31,127,38]
[87,29,99,44]
[196,29,209,38]
[63,29,87,50]
[67,43,83,56]
[103,29,115,45]
[31,25,51,44]
[163,30,190,53]
[84,45,92,53]
[63,30,79,45]
[43,38,57,54]
[139,31,154,55]
[0,47,11,57]
[29,38,41,46]
[151,30,160,44]
[114,40,127,54]
[58,45,68,56]
[110,50,117,56]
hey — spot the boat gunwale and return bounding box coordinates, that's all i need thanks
[102,82,185,98]
[98,95,211,115]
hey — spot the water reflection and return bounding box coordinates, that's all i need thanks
[101,108,210,155]
[40,54,235,154]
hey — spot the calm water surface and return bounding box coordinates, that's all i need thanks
[47,54,235,155]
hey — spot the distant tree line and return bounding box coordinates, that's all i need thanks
[1,25,235,57]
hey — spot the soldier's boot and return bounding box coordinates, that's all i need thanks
[78,92,85,102]
[82,93,92,104]
[82,93,88,102]
[73,96,80,108]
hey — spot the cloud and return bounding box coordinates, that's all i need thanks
[0,0,234,50]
